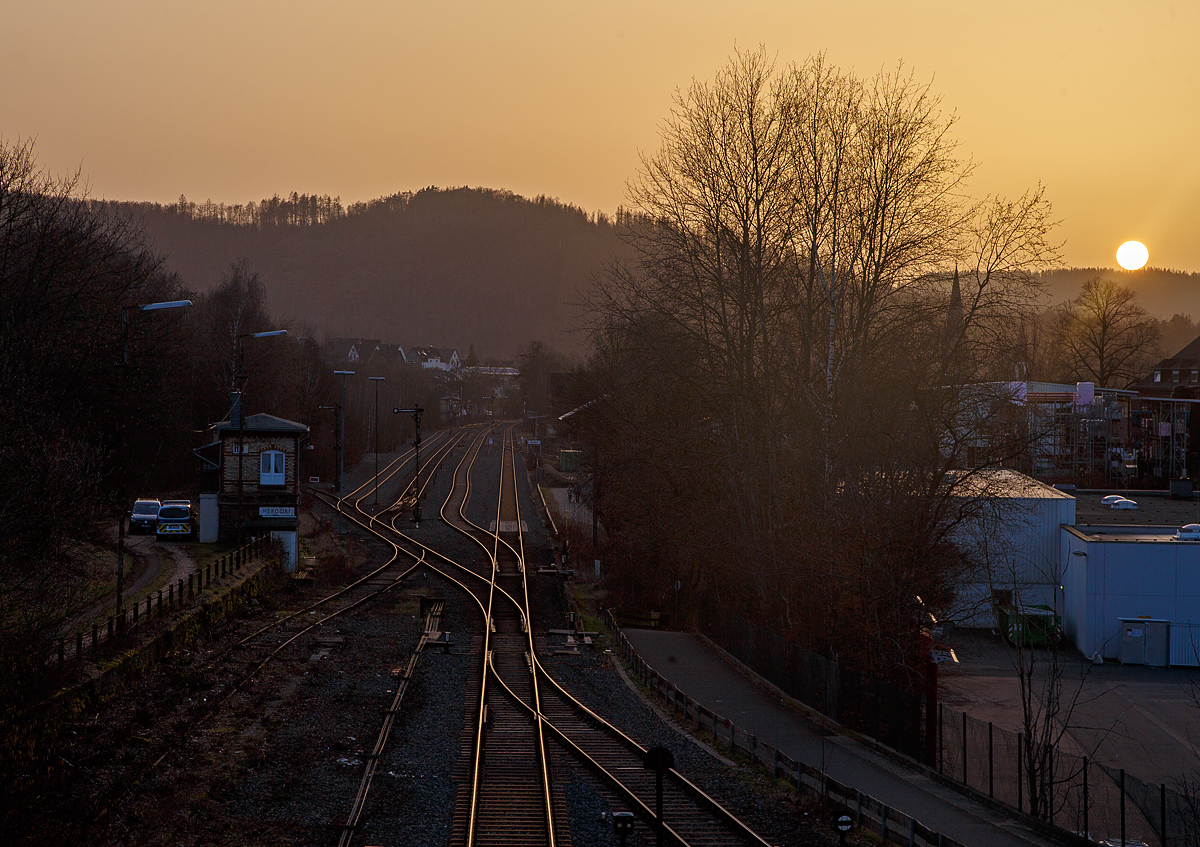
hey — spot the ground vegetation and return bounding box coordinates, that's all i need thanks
[0,137,189,747]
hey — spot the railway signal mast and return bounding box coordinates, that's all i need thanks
[392,405,423,524]
[116,299,192,613]
[332,370,354,532]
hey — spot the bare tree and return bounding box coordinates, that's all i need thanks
[594,46,797,590]
[0,137,190,807]
[586,48,1064,693]
[944,187,1063,380]
[1056,276,1160,388]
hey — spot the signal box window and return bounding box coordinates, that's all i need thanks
[260,450,285,486]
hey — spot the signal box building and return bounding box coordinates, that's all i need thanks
[205,410,308,570]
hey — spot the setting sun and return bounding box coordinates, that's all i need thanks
[1116,240,1149,270]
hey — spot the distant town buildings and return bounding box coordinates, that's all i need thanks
[407,346,460,371]
[956,333,1200,487]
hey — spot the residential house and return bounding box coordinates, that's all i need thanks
[408,346,460,371]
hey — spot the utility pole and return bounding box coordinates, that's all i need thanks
[369,376,385,506]
[235,329,288,549]
[117,299,191,613]
[333,370,354,531]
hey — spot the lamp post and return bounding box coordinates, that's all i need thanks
[369,376,385,505]
[116,299,192,613]
[333,370,355,531]
[235,330,288,547]
[392,405,423,524]
[318,404,340,472]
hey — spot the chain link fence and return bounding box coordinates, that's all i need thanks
[935,699,1200,846]
[697,602,1200,845]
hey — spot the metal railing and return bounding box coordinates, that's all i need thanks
[49,534,270,674]
[605,609,967,847]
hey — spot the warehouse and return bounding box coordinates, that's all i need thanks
[951,469,1076,627]
[1061,523,1200,666]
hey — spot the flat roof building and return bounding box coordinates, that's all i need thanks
[1061,523,1200,666]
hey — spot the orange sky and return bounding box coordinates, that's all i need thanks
[4,1,1198,272]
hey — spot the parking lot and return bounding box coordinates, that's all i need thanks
[939,627,1200,787]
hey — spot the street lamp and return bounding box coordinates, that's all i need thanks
[392,405,423,524]
[369,376,385,505]
[116,298,192,613]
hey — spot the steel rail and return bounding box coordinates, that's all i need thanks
[464,428,500,847]
[322,426,773,847]
[336,599,444,847]
[341,428,455,511]
[102,425,474,841]
[487,655,688,845]
[508,432,557,847]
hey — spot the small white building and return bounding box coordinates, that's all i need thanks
[407,346,460,371]
[1061,525,1200,665]
[951,469,1076,626]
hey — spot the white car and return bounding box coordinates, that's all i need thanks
[1101,495,1125,505]
[1111,498,1138,510]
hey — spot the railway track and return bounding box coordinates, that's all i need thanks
[325,423,775,847]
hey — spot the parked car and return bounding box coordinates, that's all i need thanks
[162,499,192,508]
[156,503,195,539]
[129,499,161,534]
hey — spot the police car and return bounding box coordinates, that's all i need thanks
[156,503,195,539]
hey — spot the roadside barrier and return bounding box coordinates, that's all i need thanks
[51,534,269,674]
[603,609,966,847]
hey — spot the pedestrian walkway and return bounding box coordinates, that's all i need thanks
[547,485,593,532]
[623,629,1063,847]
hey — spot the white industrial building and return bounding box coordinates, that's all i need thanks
[948,468,1200,667]
[952,470,1076,626]
[1061,525,1200,666]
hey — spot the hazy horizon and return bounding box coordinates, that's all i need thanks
[5,1,1199,272]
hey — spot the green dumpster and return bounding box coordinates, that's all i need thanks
[997,604,1061,646]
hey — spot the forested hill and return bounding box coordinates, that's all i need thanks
[1039,266,1200,321]
[98,187,626,360]
[101,187,1200,362]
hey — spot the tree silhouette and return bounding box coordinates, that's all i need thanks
[1056,276,1160,387]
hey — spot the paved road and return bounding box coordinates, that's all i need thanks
[63,532,184,634]
[623,629,1063,847]
[941,627,1200,788]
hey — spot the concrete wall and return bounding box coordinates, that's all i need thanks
[270,529,297,572]
[198,492,219,543]
[1061,531,1091,656]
